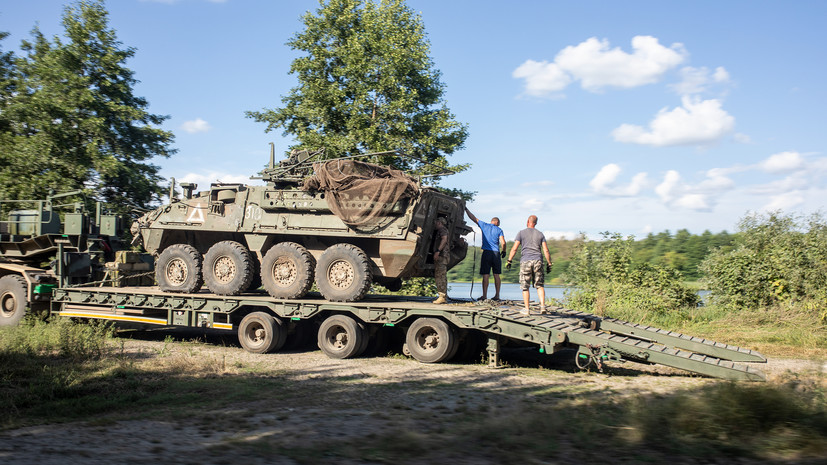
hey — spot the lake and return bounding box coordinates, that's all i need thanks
[448,282,570,302]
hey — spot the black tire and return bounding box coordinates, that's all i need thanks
[238,312,287,354]
[261,242,314,299]
[405,317,457,363]
[203,241,254,295]
[317,314,367,359]
[156,244,203,293]
[451,329,486,363]
[0,275,27,326]
[315,244,372,302]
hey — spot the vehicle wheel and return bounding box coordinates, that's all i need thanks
[316,244,372,302]
[317,314,367,359]
[238,312,286,354]
[203,241,254,295]
[156,244,203,293]
[261,242,314,299]
[405,317,457,363]
[0,275,27,326]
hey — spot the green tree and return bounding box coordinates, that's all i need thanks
[247,0,469,184]
[0,0,174,213]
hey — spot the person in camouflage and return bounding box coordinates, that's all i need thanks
[506,215,553,314]
[432,217,450,304]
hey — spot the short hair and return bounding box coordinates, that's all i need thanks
[491,217,500,226]
[435,217,446,226]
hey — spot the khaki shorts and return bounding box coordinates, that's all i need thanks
[519,259,544,291]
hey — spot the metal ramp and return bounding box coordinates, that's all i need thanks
[476,301,766,381]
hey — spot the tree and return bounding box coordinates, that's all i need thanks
[0,0,174,213]
[247,0,469,186]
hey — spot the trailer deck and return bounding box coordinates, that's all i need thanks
[51,286,767,381]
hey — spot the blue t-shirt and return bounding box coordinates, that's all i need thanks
[478,220,504,252]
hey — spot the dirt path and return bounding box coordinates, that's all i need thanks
[1,334,823,465]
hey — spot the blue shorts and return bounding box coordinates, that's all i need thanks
[480,250,502,275]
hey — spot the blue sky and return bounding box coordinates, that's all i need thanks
[3,0,826,242]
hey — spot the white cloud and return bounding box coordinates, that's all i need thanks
[590,164,648,196]
[611,96,735,147]
[512,60,570,97]
[760,151,805,174]
[763,192,805,211]
[670,66,731,95]
[514,35,686,97]
[180,118,212,134]
[655,169,734,212]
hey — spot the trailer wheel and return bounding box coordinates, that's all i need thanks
[316,244,372,302]
[203,241,254,295]
[0,275,27,326]
[405,317,457,363]
[317,314,367,359]
[156,244,203,293]
[238,312,287,354]
[261,242,314,299]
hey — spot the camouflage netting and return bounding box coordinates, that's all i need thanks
[303,159,420,228]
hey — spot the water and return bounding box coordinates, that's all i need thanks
[448,282,570,302]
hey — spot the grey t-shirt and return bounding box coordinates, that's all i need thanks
[515,227,546,262]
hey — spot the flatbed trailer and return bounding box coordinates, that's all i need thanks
[50,286,767,381]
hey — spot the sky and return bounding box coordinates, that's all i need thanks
[2,0,826,243]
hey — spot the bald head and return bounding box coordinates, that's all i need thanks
[491,217,500,227]
[527,215,538,227]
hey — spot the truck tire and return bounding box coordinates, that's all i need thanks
[203,241,254,295]
[246,255,262,291]
[0,275,27,326]
[238,312,286,354]
[317,314,367,359]
[316,244,372,302]
[156,244,203,293]
[405,317,458,363]
[261,242,314,299]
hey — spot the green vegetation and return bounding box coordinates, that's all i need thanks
[246,0,469,189]
[448,229,734,284]
[0,0,174,213]
[0,319,824,462]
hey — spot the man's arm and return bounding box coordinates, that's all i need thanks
[433,233,449,261]
[507,241,520,263]
[542,241,552,264]
[464,207,479,225]
[499,235,507,257]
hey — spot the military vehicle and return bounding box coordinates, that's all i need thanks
[131,146,471,302]
[0,190,123,325]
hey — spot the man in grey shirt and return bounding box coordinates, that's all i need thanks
[506,215,553,314]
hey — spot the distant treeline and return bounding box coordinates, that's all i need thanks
[448,229,736,283]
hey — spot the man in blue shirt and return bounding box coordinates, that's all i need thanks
[465,207,506,301]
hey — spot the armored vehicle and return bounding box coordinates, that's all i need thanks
[131,146,471,302]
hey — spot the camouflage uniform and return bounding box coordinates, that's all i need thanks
[433,221,449,303]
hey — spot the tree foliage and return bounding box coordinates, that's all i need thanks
[701,211,827,314]
[0,0,174,213]
[246,0,469,184]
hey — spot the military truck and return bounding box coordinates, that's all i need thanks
[0,191,122,325]
[131,146,471,302]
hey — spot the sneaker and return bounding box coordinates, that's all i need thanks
[520,309,531,315]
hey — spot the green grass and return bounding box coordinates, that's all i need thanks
[1,317,825,463]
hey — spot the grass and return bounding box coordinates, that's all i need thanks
[1,315,826,463]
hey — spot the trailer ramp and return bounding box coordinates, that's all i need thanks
[477,300,766,381]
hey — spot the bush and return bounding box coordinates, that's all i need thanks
[564,232,699,318]
[700,211,827,315]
